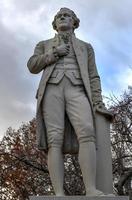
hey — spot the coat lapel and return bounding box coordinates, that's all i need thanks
[37,35,59,112]
[43,34,59,77]
[52,33,60,46]
[72,35,88,74]
[72,35,92,102]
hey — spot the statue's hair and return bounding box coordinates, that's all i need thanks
[52,8,80,31]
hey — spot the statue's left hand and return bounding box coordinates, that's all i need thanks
[94,102,113,121]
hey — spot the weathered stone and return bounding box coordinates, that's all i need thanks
[27,7,113,196]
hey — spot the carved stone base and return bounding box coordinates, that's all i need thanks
[30,196,129,200]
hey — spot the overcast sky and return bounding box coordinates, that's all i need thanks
[0,0,132,140]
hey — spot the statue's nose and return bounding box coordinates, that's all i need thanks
[60,15,65,20]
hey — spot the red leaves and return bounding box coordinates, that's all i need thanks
[1,119,49,199]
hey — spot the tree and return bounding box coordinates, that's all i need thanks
[109,89,132,197]
[0,120,52,200]
[0,90,132,199]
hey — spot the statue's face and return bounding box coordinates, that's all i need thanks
[55,9,74,32]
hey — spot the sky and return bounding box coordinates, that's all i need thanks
[0,0,132,140]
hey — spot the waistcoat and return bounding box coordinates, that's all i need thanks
[48,34,83,85]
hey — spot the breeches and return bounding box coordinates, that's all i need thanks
[42,77,95,148]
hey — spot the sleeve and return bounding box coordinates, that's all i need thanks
[27,41,59,74]
[87,43,103,106]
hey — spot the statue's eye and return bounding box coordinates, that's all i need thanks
[57,14,62,19]
[64,13,70,17]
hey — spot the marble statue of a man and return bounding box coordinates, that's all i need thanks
[27,8,113,196]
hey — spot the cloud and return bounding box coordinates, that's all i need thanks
[0,18,38,139]
[0,0,132,140]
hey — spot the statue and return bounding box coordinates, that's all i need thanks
[27,8,113,196]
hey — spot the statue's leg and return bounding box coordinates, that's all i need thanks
[79,142,103,196]
[48,147,65,196]
[42,83,65,196]
[65,83,103,195]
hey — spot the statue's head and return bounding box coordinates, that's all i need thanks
[52,8,80,32]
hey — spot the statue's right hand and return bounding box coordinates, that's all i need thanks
[56,44,70,57]
[94,103,113,121]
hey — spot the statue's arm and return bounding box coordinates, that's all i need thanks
[87,43,103,106]
[87,43,113,119]
[27,41,59,74]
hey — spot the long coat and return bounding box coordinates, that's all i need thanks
[27,34,113,194]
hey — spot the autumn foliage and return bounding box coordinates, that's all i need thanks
[0,120,51,199]
[0,90,132,199]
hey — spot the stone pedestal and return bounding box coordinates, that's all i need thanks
[95,113,113,194]
[30,196,129,200]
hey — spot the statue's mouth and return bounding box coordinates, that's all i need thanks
[59,20,67,23]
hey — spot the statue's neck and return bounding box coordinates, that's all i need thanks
[58,30,74,36]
